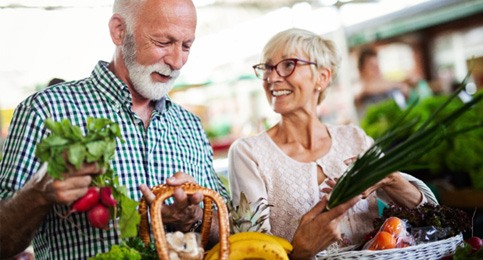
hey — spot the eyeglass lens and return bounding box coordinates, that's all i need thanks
[255,59,297,79]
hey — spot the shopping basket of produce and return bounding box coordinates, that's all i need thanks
[138,183,231,260]
[318,202,471,260]
[317,233,463,260]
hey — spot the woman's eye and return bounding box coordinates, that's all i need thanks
[283,61,295,69]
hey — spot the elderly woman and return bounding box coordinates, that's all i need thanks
[227,28,437,259]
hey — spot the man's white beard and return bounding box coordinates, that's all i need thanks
[122,33,180,101]
[127,62,180,100]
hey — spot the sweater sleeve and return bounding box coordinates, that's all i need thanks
[227,138,271,232]
[376,172,439,206]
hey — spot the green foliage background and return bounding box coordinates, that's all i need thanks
[360,91,483,189]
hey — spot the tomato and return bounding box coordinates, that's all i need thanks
[381,217,404,237]
[368,231,397,250]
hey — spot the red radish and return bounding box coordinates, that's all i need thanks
[87,204,111,229]
[100,186,117,207]
[466,236,482,252]
[66,187,100,216]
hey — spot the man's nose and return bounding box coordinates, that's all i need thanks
[164,44,185,71]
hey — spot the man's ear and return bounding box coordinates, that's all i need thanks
[109,14,126,46]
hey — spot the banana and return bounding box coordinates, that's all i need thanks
[229,232,293,254]
[205,244,221,260]
[228,239,288,260]
[205,232,292,260]
[269,234,293,254]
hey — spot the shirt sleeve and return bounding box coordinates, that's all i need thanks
[0,102,46,199]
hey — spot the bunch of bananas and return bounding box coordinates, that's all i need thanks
[205,231,293,260]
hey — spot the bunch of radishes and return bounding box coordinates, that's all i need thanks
[67,186,117,229]
[36,118,140,237]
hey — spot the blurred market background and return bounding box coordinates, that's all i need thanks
[1,0,483,227]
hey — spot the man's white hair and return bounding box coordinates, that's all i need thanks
[112,0,146,33]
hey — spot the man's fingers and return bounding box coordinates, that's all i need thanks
[139,184,156,204]
[188,191,203,204]
[166,172,195,186]
[172,187,190,209]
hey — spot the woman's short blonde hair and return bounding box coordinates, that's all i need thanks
[261,28,341,103]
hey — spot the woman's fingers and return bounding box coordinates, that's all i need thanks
[343,156,358,166]
[325,195,361,221]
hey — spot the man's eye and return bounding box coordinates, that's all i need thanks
[154,41,170,47]
[182,44,192,52]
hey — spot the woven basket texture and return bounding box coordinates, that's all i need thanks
[317,233,463,260]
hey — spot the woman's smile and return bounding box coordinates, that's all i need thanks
[271,89,293,97]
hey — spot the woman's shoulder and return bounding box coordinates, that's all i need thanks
[327,123,368,138]
[230,132,270,150]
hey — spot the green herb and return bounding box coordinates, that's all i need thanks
[327,72,483,210]
[89,237,158,260]
[88,244,142,260]
[35,117,140,238]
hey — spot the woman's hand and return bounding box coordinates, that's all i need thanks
[290,195,361,259]
[139,172,203,232]
[360,172,399,199]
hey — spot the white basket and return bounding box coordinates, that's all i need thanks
[317,233,463,260]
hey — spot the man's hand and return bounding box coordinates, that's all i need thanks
[139,172,203,232]
[28,162,102,206]
[0,161,102,258]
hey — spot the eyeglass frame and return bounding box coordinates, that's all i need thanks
[252,58,318,80]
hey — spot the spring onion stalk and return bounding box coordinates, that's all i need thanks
[327,72,483,210]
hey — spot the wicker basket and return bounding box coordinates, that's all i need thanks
[138,183,231,260]
[317,233,463,260]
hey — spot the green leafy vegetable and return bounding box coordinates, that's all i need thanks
[327,72,483,210]
[35,117,140,238]
[88,244,142,260]
[375,203,472,238]
[89,237,158,260]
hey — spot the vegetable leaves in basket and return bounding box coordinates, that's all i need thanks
[327,72,483,210]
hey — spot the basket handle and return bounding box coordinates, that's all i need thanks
[138,183,230,260]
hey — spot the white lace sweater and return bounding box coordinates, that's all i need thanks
[228,124,437,245]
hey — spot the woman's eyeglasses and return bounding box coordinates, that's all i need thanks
[252,58,317,80]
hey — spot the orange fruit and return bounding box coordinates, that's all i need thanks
[381,217,404,236]
[368,231,397,250]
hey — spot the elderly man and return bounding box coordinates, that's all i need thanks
[0,0,227,259]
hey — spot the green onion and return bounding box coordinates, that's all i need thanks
[327,72,483,210]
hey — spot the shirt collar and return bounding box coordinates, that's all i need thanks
[91,61,172,113]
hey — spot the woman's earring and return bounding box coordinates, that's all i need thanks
[317,87,322,91]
